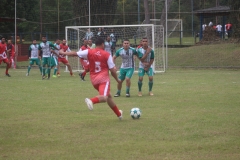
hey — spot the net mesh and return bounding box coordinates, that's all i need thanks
[66,24,165,73]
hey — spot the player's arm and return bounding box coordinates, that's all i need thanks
[59,49,88,59]
[108,56,120,83]
[112,49,119,65]
[28,46,32,59]
[140,47,152,62]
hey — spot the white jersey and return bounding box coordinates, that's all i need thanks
[39,41,54,58]
[53,43,60,58]
[29,44,39,59]
[104,41,112,55]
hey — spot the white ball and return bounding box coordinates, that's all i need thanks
[130,108,141,119]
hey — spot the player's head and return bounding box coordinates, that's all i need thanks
[32,40,37,45]
[88,39,92,45]
[1,37,5,43]
[122,39,130,50]
[7,39,12,44]
[142,37,148,47]
[106,36,110,41]
[139,39,143,46]
[55,38,60,44]
[62,39,67,45]
[83,39,88,45]
[95,37,104,49]
[42,35,47,43]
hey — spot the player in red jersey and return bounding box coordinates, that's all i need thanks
[59,37,123,120]
[136,39,143,51]
[79,39,90,81]
[58,39,74,76]
[7,40,16,69]
[0,37,11,77]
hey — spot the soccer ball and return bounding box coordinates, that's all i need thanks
[130,108,141,119]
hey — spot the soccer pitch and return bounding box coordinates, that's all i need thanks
[0,68,240,160]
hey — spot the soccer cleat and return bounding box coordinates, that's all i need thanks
[57,74,60,77]
[42,75,46,80]
[5,73,11,77]
[26,73,29,76]
[80,73,85,81]
[138,92,142,97]
[52,75,57,78]
[118,110,123,120]
[149,92,154,96]
[71,74,75,77]
[114,93,120,97]
[85,98,93,110]
[126,93,130,97]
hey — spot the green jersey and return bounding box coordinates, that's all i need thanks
[115,47,137,69]
[38,41,54,57]
[137,47,154,69]
[29,44,39,59]
[52,43,60,58]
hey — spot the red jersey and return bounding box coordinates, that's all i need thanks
[0,43,7,59]
[80,45,90,51]
[59,44,70,58]
[7,44,15,57]
[80,45,90,64]
[77,48,115,85]
[226,23,232,31]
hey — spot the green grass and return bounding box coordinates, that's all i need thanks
[0,68,240,160]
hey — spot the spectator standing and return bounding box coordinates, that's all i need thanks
[225,22,232,38]
[216,23,222,38]
[83,29,93,40]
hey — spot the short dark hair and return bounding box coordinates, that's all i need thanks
[123,39,129,42]
[95,37,104,46]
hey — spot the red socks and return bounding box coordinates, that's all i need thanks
[111,106,121,117]
[90,97,99,104]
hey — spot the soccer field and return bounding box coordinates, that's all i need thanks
[0,68,240,160]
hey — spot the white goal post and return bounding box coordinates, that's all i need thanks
[65,24,165,73]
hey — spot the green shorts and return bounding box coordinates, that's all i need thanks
[118,68,134,81]
[42,57,51,67]
[29,58,40,65]
[138,68,154,77]
[50,57,58,67]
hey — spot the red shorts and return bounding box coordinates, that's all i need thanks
[80,58,89,71]
[0,58,9,65]
[58,57,69,64]
[93,81,110,96]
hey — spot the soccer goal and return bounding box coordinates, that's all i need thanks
[65,24,165,73]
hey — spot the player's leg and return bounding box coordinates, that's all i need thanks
[107,93,122,119]
[4,59,11,77]
[57,58,61,76]
[42,57,47,79]
[147,68,154,96]
[85,82,122,119]
[47,57,52,79]
[52,57,58,78]
[66,63,74,76]
[125,68,134,97]
[26,58,34,76]
[114,68,125,97]
[138,68,145,96]
[35,58,42,74]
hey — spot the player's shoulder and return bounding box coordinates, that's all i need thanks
[129,47,136,51]
[116,47,124,52]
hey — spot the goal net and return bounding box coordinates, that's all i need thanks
[65,24,165,73]
[143,19,182,38]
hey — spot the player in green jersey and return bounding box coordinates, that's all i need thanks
[137,37,154,96]
[113,39,137,97]
[38,35,58,79]
[26,40,42,76]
